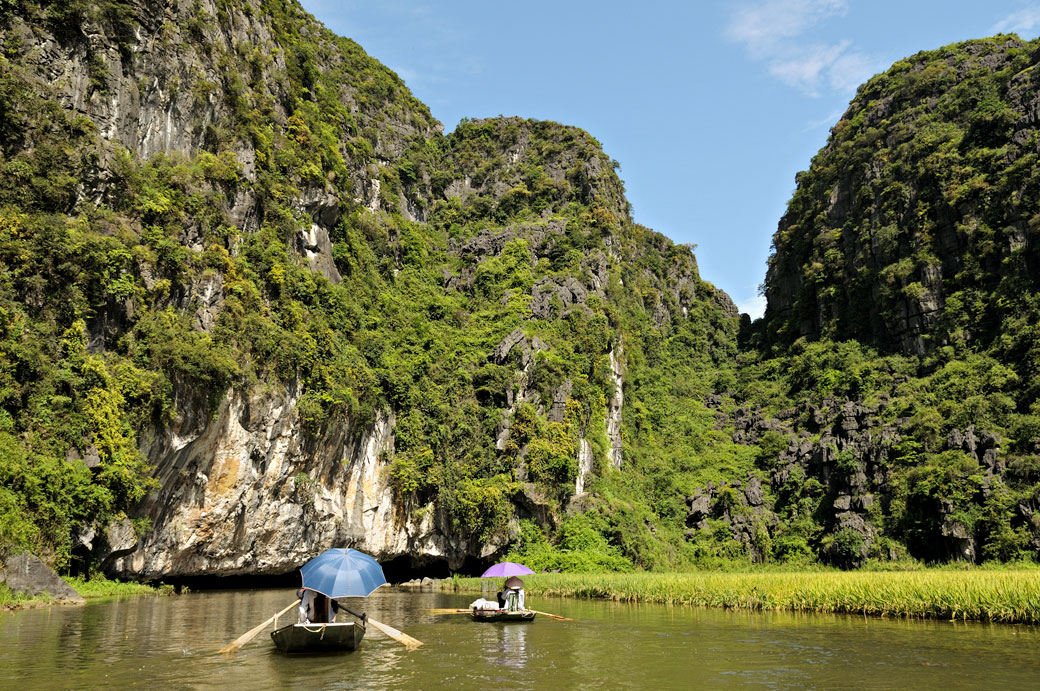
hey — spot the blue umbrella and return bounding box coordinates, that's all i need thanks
[299,548,387,599]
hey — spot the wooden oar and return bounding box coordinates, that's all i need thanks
[366,616,423,648]
[219,599,300,653]
[529,609,571,621]
[425,608,470,614]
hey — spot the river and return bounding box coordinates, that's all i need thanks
[1,588,1037,689]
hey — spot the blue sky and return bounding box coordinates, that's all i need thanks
[298,1,1040,318]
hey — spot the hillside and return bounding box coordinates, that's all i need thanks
[0,0,741,577]
[734,35,1040,566]
[0,2,1037,578]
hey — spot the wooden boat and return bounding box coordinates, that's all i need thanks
[471,609,536,623]
[270,621,365,653]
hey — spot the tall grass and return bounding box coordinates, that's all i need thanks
[0,576,166,610]
[0,583,51,609]
[67,575,169,599]
[445,571,1040,624]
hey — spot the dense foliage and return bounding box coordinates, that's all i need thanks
[0,2,1037,576]
[748,35,1040,567]
[0,0,746,573]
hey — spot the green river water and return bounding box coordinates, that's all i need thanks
[1,588,1038,689]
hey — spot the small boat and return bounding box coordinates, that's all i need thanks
[270,621,365,653]
[471,609,536,623]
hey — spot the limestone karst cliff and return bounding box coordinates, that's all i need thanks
[0,0,738,577]
[1,3,1038,577]
[762,36,1040,360]
[735,36,1040,566]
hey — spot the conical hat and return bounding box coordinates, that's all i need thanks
[504,576,524,589]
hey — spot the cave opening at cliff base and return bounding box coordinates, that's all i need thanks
[160,554,494,592]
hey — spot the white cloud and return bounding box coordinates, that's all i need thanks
[827,50,877,92]
[726,0,878,97]
[726,0,848,51]
[993,8,1040,37]
[767,41,849,95]
[737,294,767,319]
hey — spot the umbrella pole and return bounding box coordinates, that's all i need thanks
[219,599,301,653]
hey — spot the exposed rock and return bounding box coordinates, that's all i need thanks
[65,444,101,470]
[454,220,564,262]
[941,519,976,562]
[73,525,96,552]
[0,552,84,604]
[110,385,504,578]
[824,512,876,568]
[190,272,225,332]
[398,576,434,590]
[530,276,588,319]
[294,220,341,285]
[685,492,711,524]
[565,492,596,516]
[513,484,554,529]
[492,328,527,365]
[491,328,547,450]
[100,518,139,571]
[547,379,572,423]
[574,438,594,496]
[606,346,624,469]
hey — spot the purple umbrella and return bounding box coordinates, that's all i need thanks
[481,561,535,578]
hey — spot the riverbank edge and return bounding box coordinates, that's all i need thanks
[439,570,1040,625]
[1,576,168,611]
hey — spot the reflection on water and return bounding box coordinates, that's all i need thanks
[491,621,529,671]
[1,588,1038,689]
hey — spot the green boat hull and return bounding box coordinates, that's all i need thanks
[271,622,365,653]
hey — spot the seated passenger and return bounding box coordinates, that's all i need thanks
[503,576,526,611]
[297,588,335,623]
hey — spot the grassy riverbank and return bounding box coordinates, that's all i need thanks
[0,583,53,609]
[0,576,168,610]
[445,570,1040,624]
[66,575,172,599]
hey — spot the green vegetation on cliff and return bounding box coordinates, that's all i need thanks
[0,2,1037,578]
[743,35,1040,567]
[0,0,744,573]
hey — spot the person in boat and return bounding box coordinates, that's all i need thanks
[298,588,369,624]
[298,588,335,623]
[502,576,526,611]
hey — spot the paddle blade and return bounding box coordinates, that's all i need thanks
[367,617,423,648]
[218,599,300,654]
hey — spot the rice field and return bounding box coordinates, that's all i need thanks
[445,570,1040,624]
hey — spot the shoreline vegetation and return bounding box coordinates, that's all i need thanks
[0,576,170,611]
[444,569,1040,625]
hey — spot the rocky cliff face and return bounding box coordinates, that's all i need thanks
[117,386,503,577]
[763,36,1040,356]
[0,1,734,576]
[740,36,1040,566]
[696,392,1040,567]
